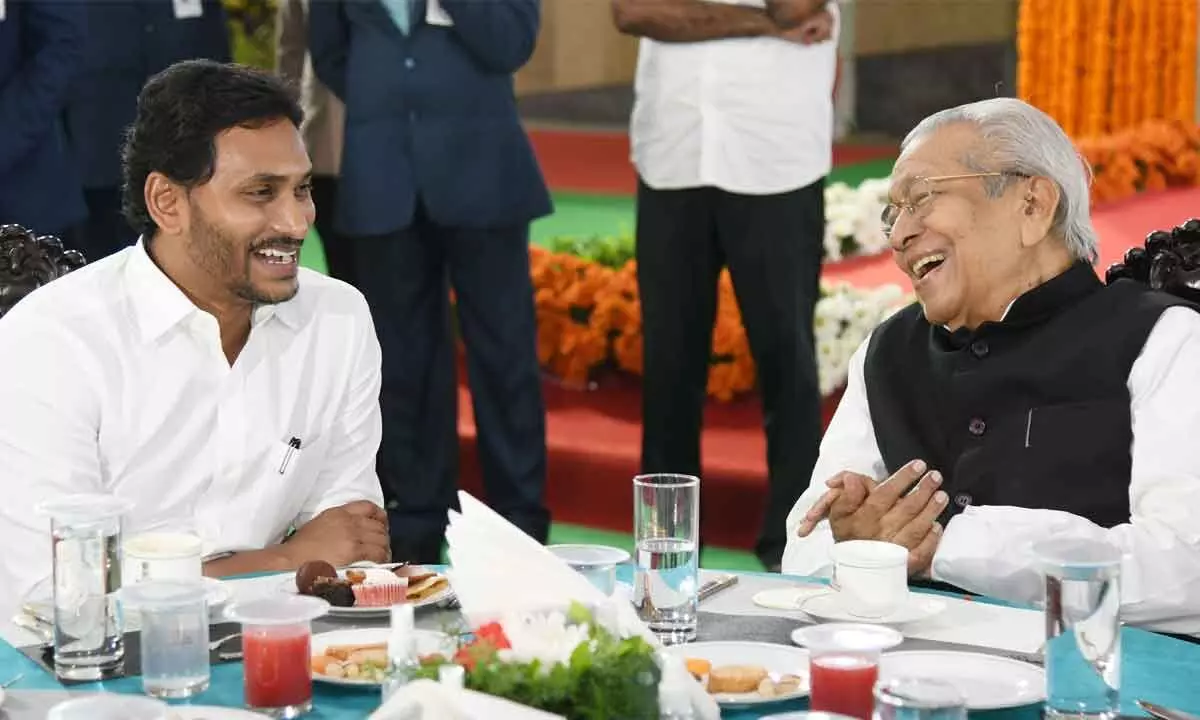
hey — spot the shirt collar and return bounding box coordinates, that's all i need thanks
[125,238,304,343]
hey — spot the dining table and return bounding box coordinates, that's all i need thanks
[1,566,1198,719]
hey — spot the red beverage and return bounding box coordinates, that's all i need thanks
[243,626,313,710]
[809,654,879,720]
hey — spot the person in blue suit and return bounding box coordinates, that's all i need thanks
[0,0,87,243]
[64,0,231,262]
[310,0,553,562]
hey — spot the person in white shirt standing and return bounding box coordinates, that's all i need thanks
[784,98,1200,635]
[613,0,839,570]
[0,60,391,620]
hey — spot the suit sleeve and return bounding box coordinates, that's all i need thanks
[438,0,540,74]
[307,0,349,100]
[0,0,87,175]
[204,0,234,63]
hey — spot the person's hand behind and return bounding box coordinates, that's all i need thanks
[776,7,833,44]
[283,500,391,567]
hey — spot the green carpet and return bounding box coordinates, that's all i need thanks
[296,157,895,570]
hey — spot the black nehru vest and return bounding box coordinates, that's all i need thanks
[864,261,1196,529]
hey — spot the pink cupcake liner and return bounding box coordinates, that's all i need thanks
[352,579,409,607]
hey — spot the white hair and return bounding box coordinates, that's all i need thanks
[900,98,1099,263]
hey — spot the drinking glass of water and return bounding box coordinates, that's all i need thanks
[38,495,133,682]
[122,580,211,699]
[874,677,967,720]
[632,473,699,645]
[1033,537,1122,720]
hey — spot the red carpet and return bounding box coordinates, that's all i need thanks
[461,129,1200,548]
[527,129,897,196]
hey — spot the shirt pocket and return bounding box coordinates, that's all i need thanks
[1016,399,1133,524]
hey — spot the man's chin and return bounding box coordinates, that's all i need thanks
[247,279,299,305]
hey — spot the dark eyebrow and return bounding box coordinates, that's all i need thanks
[241,172,313,186]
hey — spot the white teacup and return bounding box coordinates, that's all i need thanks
[123,532,203,585]
[831,540,908,618]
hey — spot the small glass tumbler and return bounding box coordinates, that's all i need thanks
[226,594,330,718]
[546,544,630,595]
[632,473,700,645]
[1033,537,1123,720]
[37,494,133,682]
[873,677,967,720]
[122,579,211,699]
[793,623,904,720]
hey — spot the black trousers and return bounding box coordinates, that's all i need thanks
[77,186,135,262]
[310,175,356,286]
[635,178,825,569]
[352,205,550,564]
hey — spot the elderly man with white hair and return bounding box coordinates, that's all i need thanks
[782,97,1200,634]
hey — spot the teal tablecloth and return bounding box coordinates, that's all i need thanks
[2,568,1198,719]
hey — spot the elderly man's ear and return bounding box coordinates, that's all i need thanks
[1019,176,1061,249]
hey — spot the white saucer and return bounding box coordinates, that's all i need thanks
[752,585,831,611]
[879,651,1046,709]
[662,641,810,708]
[166,708,272,719]
[799,591,946,625]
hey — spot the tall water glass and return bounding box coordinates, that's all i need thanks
[122,580,211,698]
[1033,538,1122,720]
[633,473,699,645]
[874,677,967,720]
[38,495,133,681]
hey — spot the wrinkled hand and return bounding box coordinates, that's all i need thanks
[777,7,833,44]
[283,500,391,567]
[796,461,947,575]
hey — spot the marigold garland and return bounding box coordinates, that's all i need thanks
[1017,0,1197,136]
[1077,119,1200,204]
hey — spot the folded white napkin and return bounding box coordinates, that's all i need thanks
[444,491,720,720]
[369,679,566,720]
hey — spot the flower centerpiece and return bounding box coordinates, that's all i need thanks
[822,178,892,262]
[416,601,664,720]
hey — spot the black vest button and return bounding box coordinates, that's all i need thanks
[970,340,989,358]
[968,417,987,435]
[954,493,973,508]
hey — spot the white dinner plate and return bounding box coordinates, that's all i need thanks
[878,651,1046,710]
[166,708,272,719]
[279,565,454,617]
[799,591,947,625]
[310,627,457,687]
[662,641,810,708]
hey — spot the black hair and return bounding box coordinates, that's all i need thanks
[121,59,304,236]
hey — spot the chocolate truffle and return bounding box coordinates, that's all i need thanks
[310,577,356,607]
[295,560,338,595]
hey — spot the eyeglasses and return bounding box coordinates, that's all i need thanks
[881,171,1030,238]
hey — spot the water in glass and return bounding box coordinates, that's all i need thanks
[1036,538,1122,720]
[633,474,699,645]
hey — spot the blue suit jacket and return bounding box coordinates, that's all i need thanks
[64,0,231,189]
[0,0,87,234]
[309,0,552,236]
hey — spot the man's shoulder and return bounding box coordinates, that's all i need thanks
[0,251,129,336]
[865,301,926,353]
[294,268,372,323]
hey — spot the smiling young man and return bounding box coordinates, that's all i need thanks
[781,98,1200,635]
[0,60,390,621]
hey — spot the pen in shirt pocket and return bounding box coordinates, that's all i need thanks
[278,436,302,474]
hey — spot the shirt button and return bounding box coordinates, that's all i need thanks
[970,340,989,358]
[404,57,416,70]
[954,493,973,508]
[968,417,987,436]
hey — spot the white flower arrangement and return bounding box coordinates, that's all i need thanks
[824,177,892,262]
[815,281,912,396]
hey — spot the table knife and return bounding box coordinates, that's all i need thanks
[1138,700,1200,720]
[698,574,738,601]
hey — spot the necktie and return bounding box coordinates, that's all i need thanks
[381,0,411,35]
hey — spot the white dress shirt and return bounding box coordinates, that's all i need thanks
[782,306,1200,635]
[0,242,385,619]
[629,1,839,195]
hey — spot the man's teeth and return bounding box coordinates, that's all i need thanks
[255,248,297,264]
[912,253,946,278]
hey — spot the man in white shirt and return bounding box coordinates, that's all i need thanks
[613,0,838,570]
[0,60,390,619]
[783,98,1200,635]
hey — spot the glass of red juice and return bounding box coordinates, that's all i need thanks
[225,595,330,717]
[793,623,903,720]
